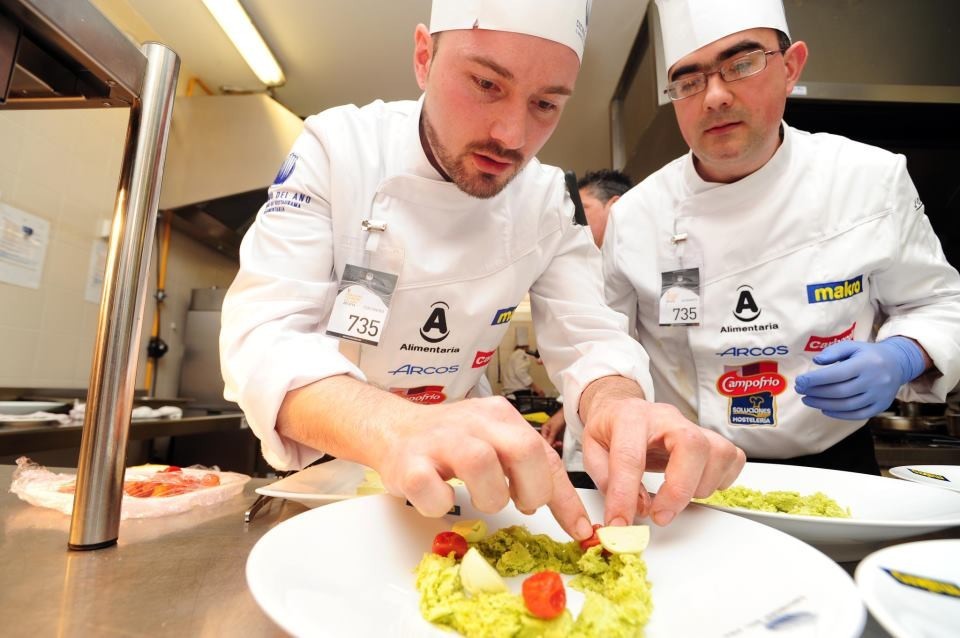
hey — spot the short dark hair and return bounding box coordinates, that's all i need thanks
[578,169,633,203]
[776,29,791,52]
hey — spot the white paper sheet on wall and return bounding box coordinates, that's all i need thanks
[84,238,108,303]
[0,202,50,289]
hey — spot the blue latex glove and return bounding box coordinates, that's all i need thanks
[794,337,927,420]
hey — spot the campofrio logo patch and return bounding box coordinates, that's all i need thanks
[716,361,787,427]
[389,386,446,405]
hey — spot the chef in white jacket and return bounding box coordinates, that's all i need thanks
[220,0,744,538]
[603,0,960,474]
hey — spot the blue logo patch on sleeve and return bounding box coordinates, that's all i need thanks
[273,153,299,185]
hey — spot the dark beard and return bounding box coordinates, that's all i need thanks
[421,108,525,199]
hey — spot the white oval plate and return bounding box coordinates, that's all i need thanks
[253,459,371,507]
[855,539,960,638]
[889,465,960,493]
[643,463,960,561]
[247,487,865,638]
[0,400,66,415]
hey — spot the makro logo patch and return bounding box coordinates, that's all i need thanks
[387,364,459,376]
[717,361,787,427]
[390,386,446,405]
[804,323,856,352]
[883,568,960,598]
[716,345,789,358]
[472,350,495,368]
[491,306,516,325]
[806,275,863,304]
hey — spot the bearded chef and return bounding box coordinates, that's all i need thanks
[603,0,960,474]
[219,0,744,538]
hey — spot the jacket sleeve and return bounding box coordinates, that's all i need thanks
[219,118,366,470]
[529,191,655,457]
[873,155,960,401]
[601,200,640,340]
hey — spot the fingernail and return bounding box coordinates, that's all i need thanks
[575,517,593,540]
[607,516,627,527]
[653,510,674,526]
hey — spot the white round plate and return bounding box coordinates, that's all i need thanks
[889,465,960,493]
[247,487,865,638]
[254,459,371,507]
[643,463,960,561]
[0,400,66,415]
[855,539,960,638]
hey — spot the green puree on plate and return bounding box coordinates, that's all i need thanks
[696,486,851,518]
[414,525,653,638]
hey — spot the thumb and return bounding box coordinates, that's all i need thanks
[812,340,862,365]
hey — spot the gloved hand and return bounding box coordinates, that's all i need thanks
[795,337,928,420]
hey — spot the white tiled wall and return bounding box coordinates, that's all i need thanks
[0,108,238,395]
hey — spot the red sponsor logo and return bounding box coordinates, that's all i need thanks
[390,386,446,405]
[472,350,495,368]
[716,361,787,397]
[804,323,856,352]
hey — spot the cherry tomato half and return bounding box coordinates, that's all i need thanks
[522,570,566,619]
[161,466,182,473]
[431,531,468,560]
[579,523,603,551]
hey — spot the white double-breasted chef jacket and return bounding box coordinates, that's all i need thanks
[603,123,960,459]
[220,98,653,470]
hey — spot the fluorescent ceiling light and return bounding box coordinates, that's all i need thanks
[202,0,285,87]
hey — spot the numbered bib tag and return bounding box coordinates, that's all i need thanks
[326,264,398,346]
[659,267,701,326]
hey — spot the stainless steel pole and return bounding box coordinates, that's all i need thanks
[68,42,180,550]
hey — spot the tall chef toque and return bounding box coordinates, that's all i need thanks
[655,0,790,72]
[429,0,592,62]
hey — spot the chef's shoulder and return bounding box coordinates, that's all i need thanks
[510,159,578,230]
[793,127,909,201]
[606,155,685,231]
[300,99,418,155]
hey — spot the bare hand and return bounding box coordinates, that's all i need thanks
[379,396,594,540]
[540,410,566,451]
[580,378,744,528]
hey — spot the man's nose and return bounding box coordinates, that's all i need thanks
[489,100,527,150]
[701,72,734,110]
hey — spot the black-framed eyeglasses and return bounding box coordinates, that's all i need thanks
[664,49,784,101]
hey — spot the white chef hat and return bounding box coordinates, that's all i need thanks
[655,0,790,72]
[429,0,592,62]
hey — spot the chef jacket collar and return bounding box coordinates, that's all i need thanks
[681,121,793,200]
[401,94,448,181]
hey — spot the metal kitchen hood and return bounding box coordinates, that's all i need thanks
[160,93,304,258]
[0,0,143,108]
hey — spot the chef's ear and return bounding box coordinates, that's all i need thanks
[782,40,809,97]
[414,24,435,90]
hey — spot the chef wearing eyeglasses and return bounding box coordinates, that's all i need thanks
[602,0,960,474]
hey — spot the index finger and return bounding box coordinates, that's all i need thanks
[797,359,858,390]
[601,417,649,527]
[648,429,709,526]
[544,446,593,541]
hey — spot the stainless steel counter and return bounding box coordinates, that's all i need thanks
[0,463,953,637]
[0,463,297,636]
